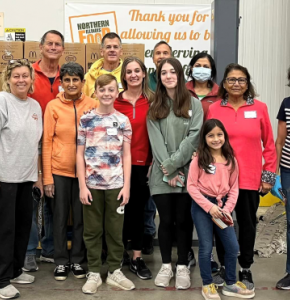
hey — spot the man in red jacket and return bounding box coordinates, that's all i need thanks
[23,30,65,273]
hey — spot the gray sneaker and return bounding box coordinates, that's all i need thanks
[40,254,54,263]
[222,281,255,298]
[10,273,35,284]
[22,255,38,272]
[212,266,225,287]
[0,284,20,299]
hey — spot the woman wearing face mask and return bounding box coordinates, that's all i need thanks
[186,53,219,119]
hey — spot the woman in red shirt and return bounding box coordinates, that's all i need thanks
[114,57,154,280]
[207,63,276,291]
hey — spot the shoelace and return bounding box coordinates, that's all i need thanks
[72,264,83,271]
[208,283,218,294]
[56,265,66,273]
[236,281,247,289]
[159,265,172,275]
[176,266,190,276]
[111,269,125,281]
[137,259,147,269]
[87,272,100,282]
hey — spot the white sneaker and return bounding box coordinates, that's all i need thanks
[82,272,102,294]
[106,269,135,290]
[175,265,191,290]
[155,264,173,287]
[0,284,20,299]
[10,273,35,284]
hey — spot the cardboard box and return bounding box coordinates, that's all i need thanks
[59,43,86,71]
[0,41,23,73]
[0,41,23,91]
[85,43,145,72]
[24,41,41,64]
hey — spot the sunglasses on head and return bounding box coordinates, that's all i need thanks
[8,58,29,65]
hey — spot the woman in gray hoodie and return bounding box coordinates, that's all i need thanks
[147,58,203,290]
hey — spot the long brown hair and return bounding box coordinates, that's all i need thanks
[121,57,154,103]
[148,58,191,120]
[197,119,236,173]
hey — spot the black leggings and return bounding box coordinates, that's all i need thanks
[0,181,33,288]
[153,193,192,265]
[123,165,150,251]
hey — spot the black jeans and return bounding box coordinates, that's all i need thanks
[153,193,192,265]
[50,175,85,266]
[215,189,260,268]
[123,165,150,251]
[0,182,33,288]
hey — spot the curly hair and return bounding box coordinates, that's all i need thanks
[1,59,35,94]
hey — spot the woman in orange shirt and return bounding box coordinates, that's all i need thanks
[42,62,98,281]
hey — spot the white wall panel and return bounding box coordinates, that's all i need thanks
[238,0,290,138]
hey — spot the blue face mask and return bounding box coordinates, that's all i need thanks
[192,67,212,83]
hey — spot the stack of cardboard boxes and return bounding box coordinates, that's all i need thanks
[0,41,145,91]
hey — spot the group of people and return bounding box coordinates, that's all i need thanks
[0,29,289,300]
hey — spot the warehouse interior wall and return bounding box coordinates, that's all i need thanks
[1,0,290,136]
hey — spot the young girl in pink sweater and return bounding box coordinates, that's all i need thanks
[187,119,255,300]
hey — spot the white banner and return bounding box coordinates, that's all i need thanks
[65,3,211,74]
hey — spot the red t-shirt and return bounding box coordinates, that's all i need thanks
[114,92,152,166]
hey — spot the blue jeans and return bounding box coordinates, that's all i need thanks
[191,196,239,285]
[144,196,156,236]
[280,167,290,274]
[26,198,54,256]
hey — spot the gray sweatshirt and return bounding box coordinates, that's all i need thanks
[147,97,203,196]
[0,91,42,183]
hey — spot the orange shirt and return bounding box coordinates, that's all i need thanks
[42,92,98,185]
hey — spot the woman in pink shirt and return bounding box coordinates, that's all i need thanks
[188,119,254,300]
[207,64,276,291]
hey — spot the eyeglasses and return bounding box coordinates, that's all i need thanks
[8,58,29,65]
[226,77,247,85]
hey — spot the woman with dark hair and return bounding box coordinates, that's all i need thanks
[275,67,290,290]
[186,53,219,118]
[42,62,98,281]
[114,57,154,280]
[207,63,276,291]
[147,58,203,289]
[0,59,42,299]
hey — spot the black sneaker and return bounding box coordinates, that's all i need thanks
[130,257,152,280]
[71,263,86,279]
[121,250,131,266]
[54,265,69,281]
[213,266,225,286]
[187,248,196,268]
[276,273,290,290]
[239,269,255,291]
[142,234,154,255]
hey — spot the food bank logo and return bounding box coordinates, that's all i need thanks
[69,12,118,43]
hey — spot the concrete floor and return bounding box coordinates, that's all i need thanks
[17,247,289,300]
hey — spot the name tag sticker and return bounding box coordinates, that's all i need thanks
[107,128,117,135]
[244,111,257,118]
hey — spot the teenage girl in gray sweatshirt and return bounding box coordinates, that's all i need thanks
[147,58,203,290]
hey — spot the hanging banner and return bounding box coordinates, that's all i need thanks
[65,3,211,75]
